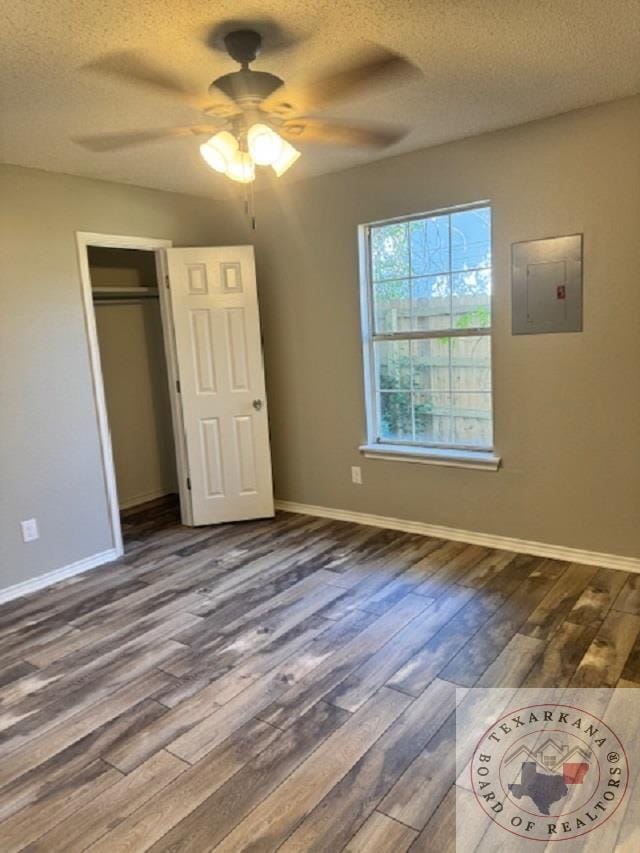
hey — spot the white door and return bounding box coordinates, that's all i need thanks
[163,246,274,525]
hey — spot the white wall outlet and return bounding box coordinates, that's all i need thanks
[351,466,362,485]
[20,518,39,543]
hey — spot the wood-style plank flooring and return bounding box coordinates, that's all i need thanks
[1,496,639,851]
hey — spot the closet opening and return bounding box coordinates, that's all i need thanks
[88,245,180,552]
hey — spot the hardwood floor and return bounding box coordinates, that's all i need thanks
[1,499,639,851]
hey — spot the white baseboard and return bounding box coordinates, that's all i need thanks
[119,489,174,511]
[0,548,121,605]
[275,500,640,575]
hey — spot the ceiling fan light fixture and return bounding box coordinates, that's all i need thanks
[247,123,284,166]
[226,149,256,183]
[271,139,301,176]
[199,131,238,173]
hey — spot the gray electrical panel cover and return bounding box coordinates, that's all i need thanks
[512,234,583,334]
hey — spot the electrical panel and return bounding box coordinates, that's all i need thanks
[512,234,583,334]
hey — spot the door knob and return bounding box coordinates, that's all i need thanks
[252,399,263,411]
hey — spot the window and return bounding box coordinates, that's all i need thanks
[360,203,497,467]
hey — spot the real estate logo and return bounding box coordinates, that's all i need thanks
[470,703,629,842]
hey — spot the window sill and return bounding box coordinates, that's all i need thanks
[359,443,501,471]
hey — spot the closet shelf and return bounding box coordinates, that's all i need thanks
[93,286,159,302]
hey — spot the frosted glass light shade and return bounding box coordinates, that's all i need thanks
[226,150,255,183]
[247,123,284,166]
[200,132,238,173]
[271,139,301,176]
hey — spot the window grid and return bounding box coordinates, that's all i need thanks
[362,202,493,452]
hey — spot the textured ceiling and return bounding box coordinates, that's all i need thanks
[2,1,639,198]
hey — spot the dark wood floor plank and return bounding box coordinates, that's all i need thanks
[0,759,121,853]
[0,669,171,788]
[566,566,628,625]
[520,561,599,640]
[278,679,459,852]
[613,573,640,615]
[475,632,544,687]
[325,586,475,712]
[408,786,456,852]
[378,712,457,830]
[0,501,636,852]
[149,700,349,852]
[437,558,566,686]
[24,750,188,853]
[212,686,412,852]
[85,716,283,853]
[258,593,433,730]
[156,606,376,709]
[570,610,640,687]
[388,590,503,696]
[524,619,602,687]
[0,698,168,829]
[345,811,418,852]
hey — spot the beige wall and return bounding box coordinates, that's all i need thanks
[92,248,177,508]
[250,96,640,558]
[0,165,243,590]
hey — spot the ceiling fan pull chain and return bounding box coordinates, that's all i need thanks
[250,180,256,231]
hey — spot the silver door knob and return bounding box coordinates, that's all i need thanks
[252,399,263,411]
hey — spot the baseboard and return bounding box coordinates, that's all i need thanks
[119,489,173,510]
[275,500,640,575]
[0,548,120,605]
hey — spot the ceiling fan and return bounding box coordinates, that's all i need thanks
[75,27,418,184]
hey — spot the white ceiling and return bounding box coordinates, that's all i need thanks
[2,0,639,199]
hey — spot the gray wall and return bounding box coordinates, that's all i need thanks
[250,96,640,558]
[0,165,243,589]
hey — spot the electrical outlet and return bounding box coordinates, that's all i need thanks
[351,466,362,485]
[21,518,39,543]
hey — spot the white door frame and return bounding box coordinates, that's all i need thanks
[76,231,177,557]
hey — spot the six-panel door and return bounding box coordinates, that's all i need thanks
[165,246,274,525]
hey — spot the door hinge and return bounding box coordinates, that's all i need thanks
[186,477,191,491]
[176,379,181,393]
[165,274,170,289]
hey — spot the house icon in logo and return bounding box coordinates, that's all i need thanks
[505,739,592,774]
[534,737,569,769]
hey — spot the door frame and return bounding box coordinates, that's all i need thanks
[75,231,185,557]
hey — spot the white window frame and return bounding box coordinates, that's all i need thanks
[358,202,500,471]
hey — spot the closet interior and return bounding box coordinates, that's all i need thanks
[89,247,179,541]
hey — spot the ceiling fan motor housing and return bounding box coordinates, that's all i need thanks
[210,69,283,105]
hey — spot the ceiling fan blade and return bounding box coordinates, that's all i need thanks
[72,125,217,152]
[279,118,406,148]
[83,51,239,116]
[261,46,419,118]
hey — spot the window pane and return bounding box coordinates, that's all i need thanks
[451,207,491,271]
[375,340,411,390]
[409,215,449,276]
[411,338,450,392]
[452,269,491,329]
[451,392,492,447]
[412,275,450,331]
[373,279,410,333]
[378,392,413,441]
[371,222,409,281]
[451,336,491,392]
[414,391,451,445]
